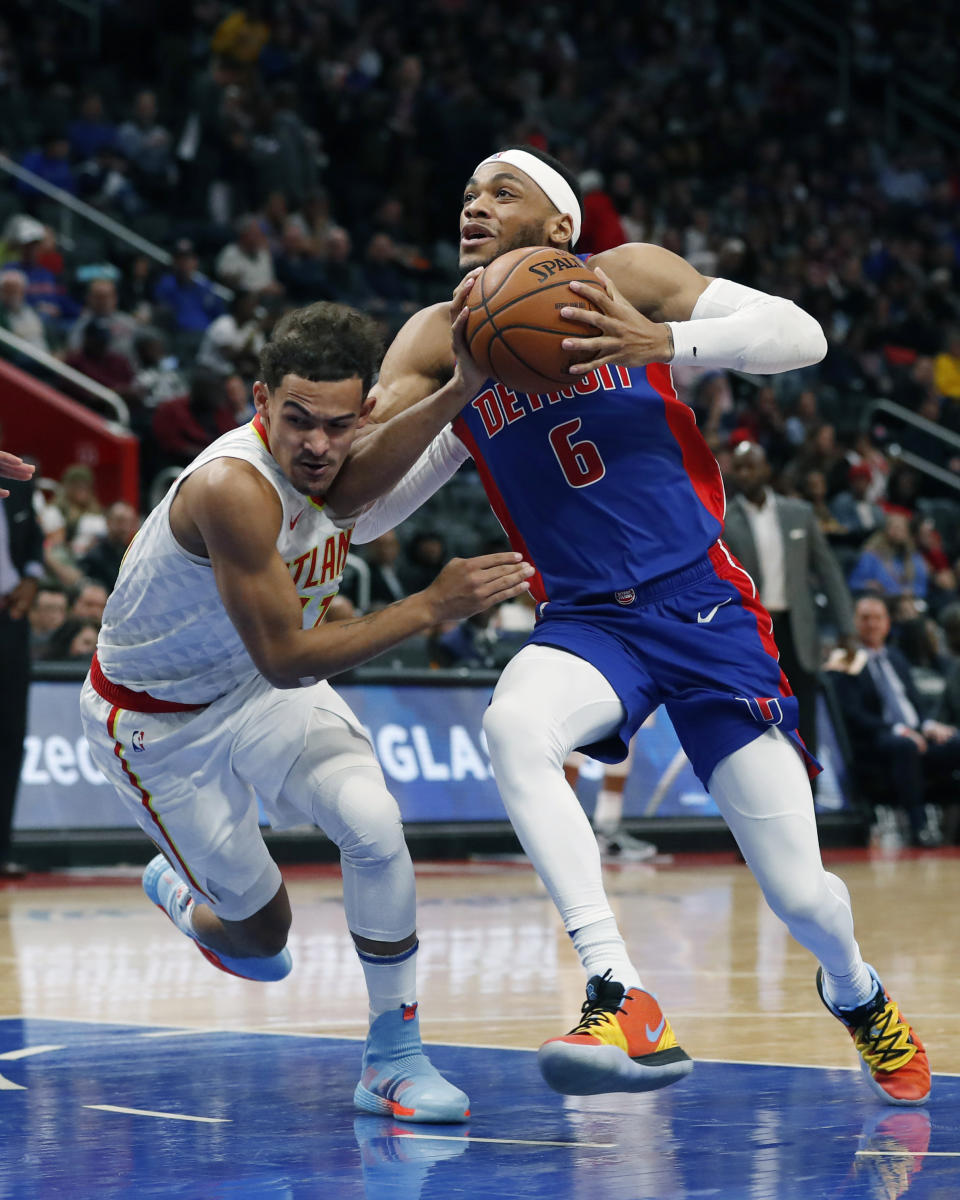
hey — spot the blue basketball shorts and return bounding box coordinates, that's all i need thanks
[524,541,821,786]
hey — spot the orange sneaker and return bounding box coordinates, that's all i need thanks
[538,970,693,1095]
[817,967,931,1106]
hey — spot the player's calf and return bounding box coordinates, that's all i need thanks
[142,854,292,982]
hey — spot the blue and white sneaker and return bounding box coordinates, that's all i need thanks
[142,853,291,982]
[354,1003,470,1124]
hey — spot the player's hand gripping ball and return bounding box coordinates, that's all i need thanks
[464,247,603,394]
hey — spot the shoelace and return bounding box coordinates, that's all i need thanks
[568,969,629,1035]
[853,998,918,1073]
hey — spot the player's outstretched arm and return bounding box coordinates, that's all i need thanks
[189,460,533,689]
[562,242,827,376]
[325,275,482,516]
[0,451,36,499]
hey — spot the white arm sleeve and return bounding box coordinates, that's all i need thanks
[351,425,469,545]
[666,277,827,373]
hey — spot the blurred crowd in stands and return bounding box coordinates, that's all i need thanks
[3,0,960,839]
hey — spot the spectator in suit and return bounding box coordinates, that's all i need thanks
[0,450,44,876]
[359,530,407,609]
[832,596,960,847]
[724,441,856,759]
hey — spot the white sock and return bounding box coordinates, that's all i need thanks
[822,963,877,1011]
[593,789,624,836]
[571,917,643,992]
[360,950,419,1022]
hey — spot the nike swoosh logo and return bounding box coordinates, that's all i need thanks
[646,1016,666,1043]
[289,509,304,530]
[697,597,733,624]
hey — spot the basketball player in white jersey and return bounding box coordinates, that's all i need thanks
[79,301,533,1123]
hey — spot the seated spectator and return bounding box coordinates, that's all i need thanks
[153,239,225,335]
[17,132,77,197]
[5,214,78,327]
[916,518,958,613]
[321,227,373,308]
[353,530,407,610]
[274,220,330,302]
[64,319,137,408]
[937,603,960,726]
[800,468,847,538]
[0,269,48,351]
[398,530,447,595]
[28,582,68,658]
[116,90,176,201]
[52,464,104,553]
[67,91,117,161]
[77,501,140,592]
[830,464,885,544]
[196,291,264,379]
[152,369,242,467]
[131,330,188,410]
[69,580,109,623]
[67,277,139,363]
[848,511,928,600]
[40,615,100,663]
[77,145,144,220]
[362,232,417,313]
[215,215,282,298]
[829,595,959,846]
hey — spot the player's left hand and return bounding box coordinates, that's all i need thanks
[560,267,674,372]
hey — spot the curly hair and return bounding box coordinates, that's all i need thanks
[259,302,383,394]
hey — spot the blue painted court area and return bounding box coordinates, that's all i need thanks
[0,1019,956,1199]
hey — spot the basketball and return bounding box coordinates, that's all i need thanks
[464,246,604,394]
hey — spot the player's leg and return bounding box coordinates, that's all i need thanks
[275,700,469,1123]
[708,728,930,1104]
[78,680,293,981]
[483,644,692,1094]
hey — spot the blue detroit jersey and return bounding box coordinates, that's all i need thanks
[452,362,726,603]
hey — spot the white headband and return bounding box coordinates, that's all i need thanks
[478,149,581,246]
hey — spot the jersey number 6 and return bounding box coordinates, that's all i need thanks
[548,418,607,488]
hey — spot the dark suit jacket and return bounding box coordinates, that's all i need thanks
[831,645,926,754]
[723,492,855,673]
[0,477,43,591]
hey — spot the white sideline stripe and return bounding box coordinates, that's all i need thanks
[857,1150,960,1158]
[394,1132,616,1149]
[0,1044,65,1059]
[0,1075,26,1091]
[84,1104,229,1124]
[2,1017,959,1078]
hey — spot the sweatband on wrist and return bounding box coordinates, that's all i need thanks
[478,150,582,246]
[667,277,827,373]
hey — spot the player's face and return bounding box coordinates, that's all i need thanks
[459,165,561,270]
[254,373,374,496]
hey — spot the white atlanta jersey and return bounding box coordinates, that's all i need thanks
[97,415,372,704]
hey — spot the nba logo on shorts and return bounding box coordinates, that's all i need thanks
[737,696,784,725]
[614,589,636,606]
[132,730,146,752]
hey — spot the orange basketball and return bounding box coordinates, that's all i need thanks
[464,246,604,394]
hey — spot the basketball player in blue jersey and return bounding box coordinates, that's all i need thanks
[328,146,930,1106]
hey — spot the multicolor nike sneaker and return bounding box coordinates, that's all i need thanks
[354,1003,470,1123]
[817,966,930,1105]
[142,853,291,982]
[538,970,693,1095]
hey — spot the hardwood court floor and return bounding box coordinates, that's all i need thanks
[0,847,957,1199]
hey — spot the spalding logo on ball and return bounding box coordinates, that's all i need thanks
[464,246,604,395]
